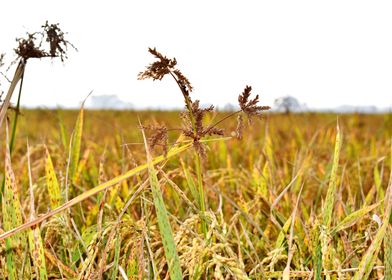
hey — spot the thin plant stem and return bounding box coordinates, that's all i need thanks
[195,151,208,237]
[208,110,241,129]
[9,66,25,153]
[168,70,196,129]
[168,69,209,237]
[0,62,26,204]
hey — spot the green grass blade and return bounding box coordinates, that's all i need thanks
[2,202,17,280]
[27,141,48,280]
[275,216,291,249]
[314,237,322,280]
[374,164,385,203]
[2,139,29,278]
[331,202,380,234]
[45,148,62,209]
[3,238,17,280]
[386,142,392,279]
[259,162,270,198]
[195,152,208,237]
[147,159,183,280]
[323,123,342,229]
[27,227,48,280]
[320,123,342,276]
[111,229,121,280]
[385,225,392,280]
[69,104,84,184]
[141,123,183,280]
[181,160,200,209]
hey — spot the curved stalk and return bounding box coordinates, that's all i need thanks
[9,67,25,153]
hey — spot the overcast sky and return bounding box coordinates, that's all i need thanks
[1,1,391,109]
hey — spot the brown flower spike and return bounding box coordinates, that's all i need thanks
[238,85,271,119]
[139,48,270,156]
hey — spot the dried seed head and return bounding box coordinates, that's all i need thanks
[238,85,270,119]
[15,33,47,60]
[181,100,224,157]
[138,48,193,104]
[173,69,193,95]
[141,124,168,155]
[193,140,206,158]
[138,49,271,160]
[14,21,75,61]
[42,21,75,61]
[138,48,177,81]
[0,53,4,68]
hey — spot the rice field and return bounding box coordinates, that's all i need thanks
[0,108,391,279]
[0,22,392,280]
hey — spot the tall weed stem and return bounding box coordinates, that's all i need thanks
[195,151,208,237]
[9,66,25,153]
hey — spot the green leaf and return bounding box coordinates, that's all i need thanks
[141,125,183,280]
[332,202,380,234]
[69,104,84,184]
[323,123,342,229]
[45,149,62,209]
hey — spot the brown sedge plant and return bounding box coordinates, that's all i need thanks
[0,22,75,207]
[138,47,270,237]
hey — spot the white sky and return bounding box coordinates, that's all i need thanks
[1,1,391,109]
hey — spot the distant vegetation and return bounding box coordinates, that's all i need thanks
[274,96,303,113]
[88,95,133,110]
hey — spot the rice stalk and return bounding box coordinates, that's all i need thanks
[27,140,48,280]
[321,122,342,278]
[323,122,343,229]
[69,100,85,185]
[2,124,30,279]
[0,60,25,130]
